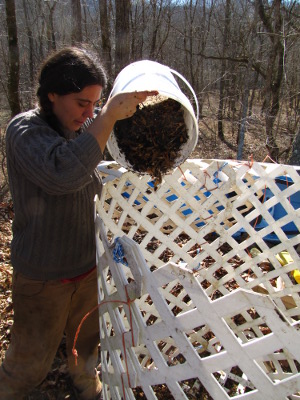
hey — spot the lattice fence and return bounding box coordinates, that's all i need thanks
[95,159,300,400]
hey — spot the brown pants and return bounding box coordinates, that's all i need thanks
[0,268,102,400]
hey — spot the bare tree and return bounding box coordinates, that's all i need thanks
[99,0,112,76]
[22,0,35,99]
[130,0,173,63]
[289,127,300,165]
[5,0,21,116]
[217,0,231,142]
[183,1,199,101]
[148,0,172,60]
[45,0,57,51]
[182,0,213,117]
[257,0,284,161]
[0,127,9,201]
[237,1,258,160]
[115,0,131,73]
[130,0,146,60]
[71,0,83,45]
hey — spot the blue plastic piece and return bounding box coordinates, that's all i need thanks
[113,238,128,266]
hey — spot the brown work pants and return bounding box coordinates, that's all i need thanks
[0,268,102,400]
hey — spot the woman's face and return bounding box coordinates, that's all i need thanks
[48,85,103,132]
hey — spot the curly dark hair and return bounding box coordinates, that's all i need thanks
[36,46,108,114]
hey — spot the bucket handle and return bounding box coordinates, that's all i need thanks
[169,68,199,121]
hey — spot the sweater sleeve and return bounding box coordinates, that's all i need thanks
[6,111,104,195]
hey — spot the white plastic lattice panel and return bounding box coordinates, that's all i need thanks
[95,159,300,399]
[95,218,300,400]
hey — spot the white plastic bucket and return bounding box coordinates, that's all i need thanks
[106,60,199,174]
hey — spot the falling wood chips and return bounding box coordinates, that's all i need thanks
[113,96,188,186]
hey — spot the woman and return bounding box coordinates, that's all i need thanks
[0,46,158,400]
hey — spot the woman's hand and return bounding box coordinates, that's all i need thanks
[88,90,159,152]
[104,90,159,121]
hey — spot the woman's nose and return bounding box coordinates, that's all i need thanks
[83,105,94,119]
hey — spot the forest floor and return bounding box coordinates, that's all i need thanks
[0,108,290,399]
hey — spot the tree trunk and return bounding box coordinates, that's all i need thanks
[257,0,283,161]
[149,0,159,59]
[217,0,231,142]
[22,0,34,98]
[115,0,131,74]
[5,0,21,117]
[71,0,83,45]
[288,128,300,166]
[130,0,146,60]
[183,1,201,115]
[45,1,57,51]
[198,0,210,118]
[99,0,112,77]
[237,2,258,160]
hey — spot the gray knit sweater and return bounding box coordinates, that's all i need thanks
[6,109,103,280]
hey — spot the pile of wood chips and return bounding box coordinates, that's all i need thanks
[113,96,188,186]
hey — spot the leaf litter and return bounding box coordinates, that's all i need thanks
[113,96,189,188]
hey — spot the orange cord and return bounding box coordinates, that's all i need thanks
[262,154,277,164]
[178,166,187,181]
[72,285,135,399]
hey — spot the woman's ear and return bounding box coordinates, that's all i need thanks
[48,93,55,102]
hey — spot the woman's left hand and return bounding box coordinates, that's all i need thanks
[87,90,159,152]
[103,90,159,121]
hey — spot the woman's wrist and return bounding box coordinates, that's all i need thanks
[87,106,115,152]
